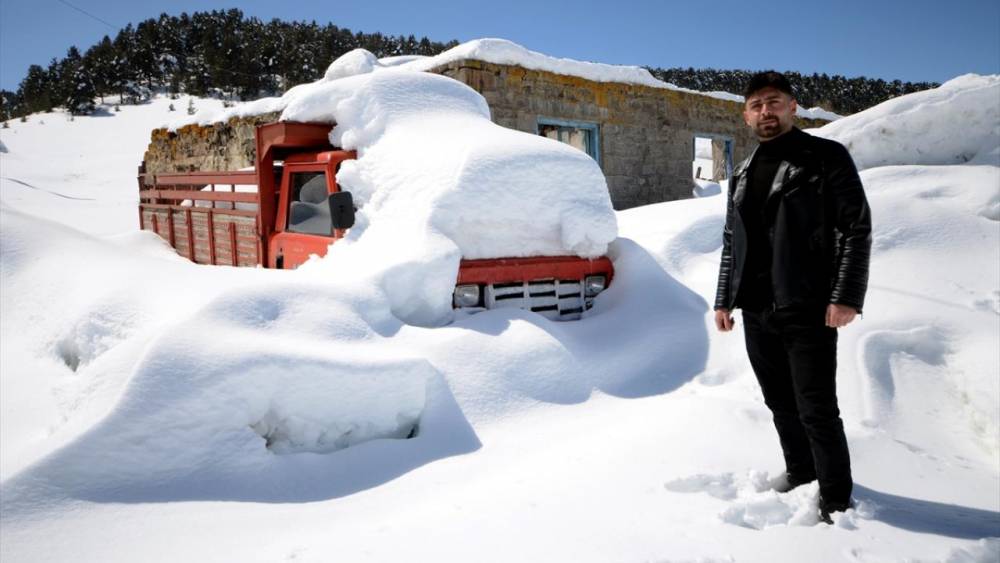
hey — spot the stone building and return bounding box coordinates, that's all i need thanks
[427,59,830,209]
[145,49,832,210]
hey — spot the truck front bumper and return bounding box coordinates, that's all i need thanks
[453,256,614,321]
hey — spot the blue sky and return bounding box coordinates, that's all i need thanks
[2,0,998,91]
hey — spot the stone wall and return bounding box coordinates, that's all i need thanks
[140,64,831,208]
[431,60,829,209]
[142,112,280,178]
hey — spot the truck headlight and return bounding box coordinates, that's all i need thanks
[453,284,481,308]
[584,275,607,297]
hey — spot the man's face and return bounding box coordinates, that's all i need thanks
[743,87,797,140]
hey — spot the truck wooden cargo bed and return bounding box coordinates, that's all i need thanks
[139,171,264,267]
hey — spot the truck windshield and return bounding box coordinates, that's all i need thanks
[287,172,332,236]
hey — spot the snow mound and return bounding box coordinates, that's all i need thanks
[280,67,616,325]
[942,539,1000,563]
[324,48,381,81]
[0,219,436,491]
[111,287,432,460]
[811,74,1000,169]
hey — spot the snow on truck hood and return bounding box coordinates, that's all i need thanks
[282,68,617,260]
[218,49,618,326]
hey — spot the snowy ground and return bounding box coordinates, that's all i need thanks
[1,72,999,561]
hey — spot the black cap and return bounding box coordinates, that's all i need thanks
[743,71,795,99]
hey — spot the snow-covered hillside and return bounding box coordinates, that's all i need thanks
[1,57,998,563]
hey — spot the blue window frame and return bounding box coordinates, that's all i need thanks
[536,118,601,165]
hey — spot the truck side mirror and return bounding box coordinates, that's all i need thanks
[328,191,355,230]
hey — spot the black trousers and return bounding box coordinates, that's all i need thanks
[742,306,853,503]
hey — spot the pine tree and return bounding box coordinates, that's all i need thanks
[132,20,161,89]
[61,47,97,115]
[84,36,116,104]
[18,65,53,113]
[417,37,434,55]
[0,90,21,121]
[0,91,11,122]
[44,58,66,109]
[112,25,138,103]
[155,12,184,94]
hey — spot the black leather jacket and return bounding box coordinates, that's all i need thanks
[714,128,872,312]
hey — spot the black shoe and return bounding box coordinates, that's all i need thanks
[818,496,853,524]
[771,472,816,493]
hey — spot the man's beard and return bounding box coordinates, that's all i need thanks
[755,118,783,139]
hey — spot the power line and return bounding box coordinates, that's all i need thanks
[54,0,117,30]
[50,2,266,85]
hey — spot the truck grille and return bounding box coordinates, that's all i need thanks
[483,279,590,320]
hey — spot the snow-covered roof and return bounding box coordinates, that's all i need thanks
[393,39,839,120]
[167,38,839,132]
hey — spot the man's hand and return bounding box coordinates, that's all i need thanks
[826,303,858,328]
[715,308,734,332]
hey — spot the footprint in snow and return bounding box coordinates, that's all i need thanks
[664,471,873,530]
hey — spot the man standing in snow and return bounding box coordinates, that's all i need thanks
[713,71,871,522]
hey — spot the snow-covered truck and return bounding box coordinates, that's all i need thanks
[138,120,614,320]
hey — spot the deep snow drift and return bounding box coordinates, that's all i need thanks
[176,49,619,327]
[810,74,1000,169]
[1,54,999,563]
[284,69,617,326]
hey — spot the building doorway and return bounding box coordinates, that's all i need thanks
[692,135,733,182]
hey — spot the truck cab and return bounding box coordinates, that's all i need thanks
[270,149,356,269]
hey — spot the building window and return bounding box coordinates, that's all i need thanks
[537,118,601,165]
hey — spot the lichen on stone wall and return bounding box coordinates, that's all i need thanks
[143,111,280,176]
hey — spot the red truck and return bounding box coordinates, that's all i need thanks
[138,121,613,320]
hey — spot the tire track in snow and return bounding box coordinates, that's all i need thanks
[857,325,949,427]
[0,176,96,201]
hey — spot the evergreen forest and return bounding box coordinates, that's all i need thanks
[1,9,458,119]
[646,67,938,116]
[0,9,938,121]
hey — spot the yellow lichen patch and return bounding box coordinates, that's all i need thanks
[150,128,172,142]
